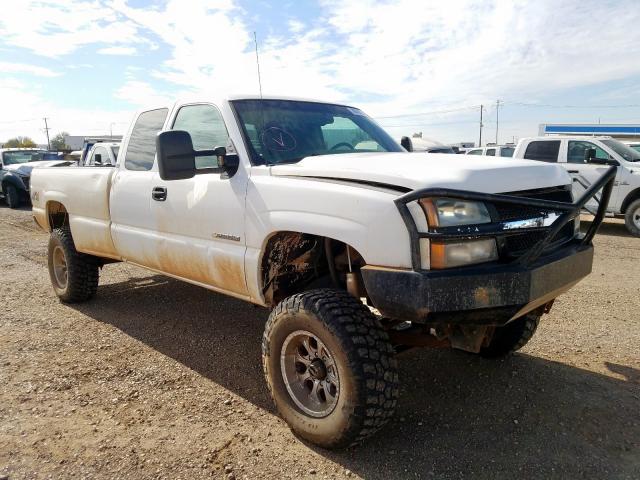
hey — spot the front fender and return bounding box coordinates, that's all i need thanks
[2,172,28,192]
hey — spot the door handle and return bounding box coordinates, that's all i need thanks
[567,170,579,173]
[152,186,167,201]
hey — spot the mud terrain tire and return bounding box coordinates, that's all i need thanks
[47,227,99,303]
[262,289,399,449]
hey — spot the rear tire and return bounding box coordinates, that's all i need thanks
[479,313,540,358]
[5,184,20,209]
[262,289,399,449]
[47,228,99,303]
[624,199,640,237]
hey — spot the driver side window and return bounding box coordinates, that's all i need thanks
[567,141,609,164]
[172,104,230,169]
[321,117,383,152]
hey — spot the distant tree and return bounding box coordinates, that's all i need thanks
[3,136,37,148]
[51,131,70,150]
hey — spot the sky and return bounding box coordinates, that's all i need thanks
[1,0,640,146]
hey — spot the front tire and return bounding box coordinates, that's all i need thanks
[479,313,540,358]
[262,289,398,449]
[624,199,640,237]
[47,228,99,303]
[5,184,20,209]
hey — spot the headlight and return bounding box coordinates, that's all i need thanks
[419,198,491,227]
[418,198,497,269]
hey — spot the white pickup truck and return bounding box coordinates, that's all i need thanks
[513,136,640,236]
[30,96,615,448]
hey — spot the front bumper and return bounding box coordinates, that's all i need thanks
[363,166,617,326]
[361,242,592,325]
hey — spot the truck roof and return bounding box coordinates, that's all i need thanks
[139,94,360,113]
[519,135,614,142]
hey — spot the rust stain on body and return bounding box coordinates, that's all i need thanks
[154,243,247,295]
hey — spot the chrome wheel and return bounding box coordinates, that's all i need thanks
[280,330,340,418]
[633,206,640,229]
[52,245,68,289]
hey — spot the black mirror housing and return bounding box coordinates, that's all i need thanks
[156,130,197,181]
[400,136,412,152]
[588,157,619,166]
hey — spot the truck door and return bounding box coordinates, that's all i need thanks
[148,103,250,297]
[565,140,617,213]
[110,108,169,265]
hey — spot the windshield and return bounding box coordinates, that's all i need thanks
[231,99,403,165]
[601,139,640,162]
[2,150,43,165]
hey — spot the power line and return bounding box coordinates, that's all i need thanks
[504,101,640,109]
[374,104,481,120]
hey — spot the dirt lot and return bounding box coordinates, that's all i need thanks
[0,204,638,480]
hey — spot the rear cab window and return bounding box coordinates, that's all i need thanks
[500,147,514,157]
[485,148,496,156]
[524,141,561,162]
[124,108,169,171]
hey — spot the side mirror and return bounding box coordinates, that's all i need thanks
[400,136,412,152]
[156,130,239,181]
[94,153,102,165]
[156,130,198,180]
[583,148,597,162]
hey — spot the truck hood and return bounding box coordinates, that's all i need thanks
[270,152,571,193]
[4,160,73,176]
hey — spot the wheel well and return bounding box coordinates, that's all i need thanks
[47,201,69,231]
[621,188,640,214]
[260,232,366,306]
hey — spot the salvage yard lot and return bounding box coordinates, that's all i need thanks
[1,205,638,480]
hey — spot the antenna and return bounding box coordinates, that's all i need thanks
[253,31,263,99]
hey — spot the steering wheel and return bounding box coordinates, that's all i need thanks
[330,142,355,151]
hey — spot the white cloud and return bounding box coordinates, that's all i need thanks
[0,0,145,57]
[2,0,640,144]
[97,46,137,55]
[0,61,60,77]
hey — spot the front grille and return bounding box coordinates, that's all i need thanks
[495,186,575,258]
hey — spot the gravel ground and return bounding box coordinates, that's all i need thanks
[1,204,638,480]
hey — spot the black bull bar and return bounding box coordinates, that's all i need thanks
[394,166,617,271]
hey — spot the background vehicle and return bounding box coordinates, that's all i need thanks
[82,142,120,166]
[514,136,640,236]
[31,96,613,448]
[400,136,456,154]
[0,148,72,208]
[465,145,515,157]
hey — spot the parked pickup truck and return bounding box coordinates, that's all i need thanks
[30,96,615,448]
[513,136,640,236]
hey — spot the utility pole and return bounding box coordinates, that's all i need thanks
[495,100,502,145]
[479,104,484,147]
[43,117,51,150]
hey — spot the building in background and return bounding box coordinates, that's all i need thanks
[64,135,122,151]
[538,124,640,141]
